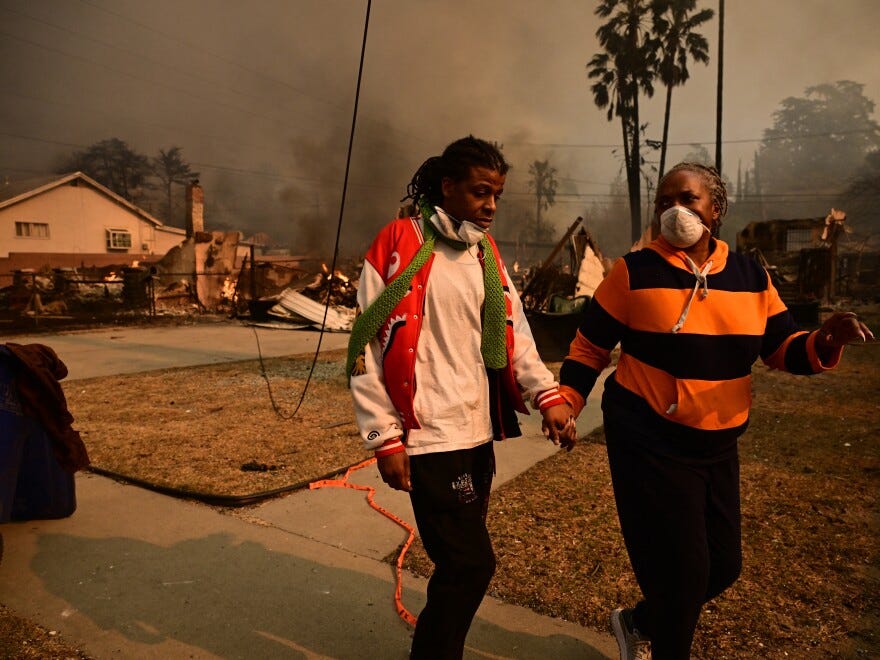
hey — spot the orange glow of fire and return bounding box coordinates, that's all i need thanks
[320,263,350,285]
[221,276,236,300]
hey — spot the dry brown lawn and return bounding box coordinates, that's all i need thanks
[4,311,879,658]
[66,349,372,499]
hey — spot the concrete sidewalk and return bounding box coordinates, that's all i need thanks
[2,320,351,380]
[0,322,618,659]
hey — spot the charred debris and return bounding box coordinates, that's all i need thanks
[4,208,875,339]
[737,208,880,324]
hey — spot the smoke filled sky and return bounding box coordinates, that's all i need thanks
[1,0,878,254]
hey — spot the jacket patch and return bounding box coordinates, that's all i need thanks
[387,251,401,279]
[381,314,407,354]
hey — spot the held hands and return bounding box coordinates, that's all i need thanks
[816,312,875,349]
[541,403,577,452]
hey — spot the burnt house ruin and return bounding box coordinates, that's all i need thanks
[737,209,879,323]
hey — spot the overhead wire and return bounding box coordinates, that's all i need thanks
[0,28,312,131]
[0,127,854,210]
[1,87,306,161]
[76,0,350,114]
[252,0,371,422]
[74,0,431,147]
[2,3,870,209]
[249,3,420,626]
[505,127,878,149]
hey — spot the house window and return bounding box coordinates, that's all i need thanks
[106,229,133,250]
[15,221,50,238]
[786,228,812,252]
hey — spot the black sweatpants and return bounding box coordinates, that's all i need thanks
[605,411,742,660]
[408,442,496,660]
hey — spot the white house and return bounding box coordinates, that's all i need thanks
[0,172,187,274]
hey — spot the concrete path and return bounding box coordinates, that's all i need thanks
[2,320,351,380]
[0,321,617,659]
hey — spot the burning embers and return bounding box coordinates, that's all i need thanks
[300,263,358,308]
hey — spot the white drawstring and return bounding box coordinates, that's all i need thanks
[671,255,712,333]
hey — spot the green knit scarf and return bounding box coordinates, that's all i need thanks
[346,200,508,378]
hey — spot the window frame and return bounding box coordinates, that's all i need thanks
[106,228,133,251]
[14,221,50,239]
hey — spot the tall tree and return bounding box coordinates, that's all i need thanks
[57,138,152,203]
[650,0,713,180]
[756,80,880,216]
[528,159,558,241]
[153,146,199,225]
[681,143,713,165]
[842,150,880,229]
[588,0,658,244]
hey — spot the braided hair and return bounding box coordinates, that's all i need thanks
[659,162,729,218]
[402,136,509,206]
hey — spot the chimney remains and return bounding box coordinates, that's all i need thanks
[185,180,204,238]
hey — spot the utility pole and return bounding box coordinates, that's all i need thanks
[715,0,725,175]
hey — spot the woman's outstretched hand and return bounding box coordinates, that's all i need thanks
[816,312,874,348]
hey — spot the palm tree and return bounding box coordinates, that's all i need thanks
[588,0,658,244]
[528,159,558,241]
[651,0,713,180]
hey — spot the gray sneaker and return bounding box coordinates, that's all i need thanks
[611,607,651,660]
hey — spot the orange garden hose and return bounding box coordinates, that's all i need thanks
[309,458,418,627]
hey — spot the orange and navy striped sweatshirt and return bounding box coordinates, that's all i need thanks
[559,236,842,442]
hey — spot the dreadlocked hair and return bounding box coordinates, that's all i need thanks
[660,162,729,218]
[401,135,509,205]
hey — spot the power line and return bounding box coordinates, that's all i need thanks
[1,87,297,159]
[75,0,430,147]
[0,129,404,193]
[0,131,85,150]
[76,0,344,113]
[0,131,863,203]
[506,127,878,150]
[0,10,427,165]
[0,3,349,131]
[0,165,50,176]
[0,28,307,130]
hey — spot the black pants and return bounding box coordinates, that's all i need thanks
[408,442,496,660]
[605,412,742,660]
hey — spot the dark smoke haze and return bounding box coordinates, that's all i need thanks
[1,0,878,258]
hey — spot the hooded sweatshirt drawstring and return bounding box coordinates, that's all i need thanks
[671,255,712,334]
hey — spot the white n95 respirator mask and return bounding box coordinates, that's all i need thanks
[659,206,708,248]
[456,220,488,245]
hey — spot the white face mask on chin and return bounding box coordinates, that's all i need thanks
[432,206,488,246]
[456,220,488,245]
[659,205,708,248]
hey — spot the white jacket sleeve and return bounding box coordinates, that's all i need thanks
[349,259,405,451]
[504,264,561,409]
